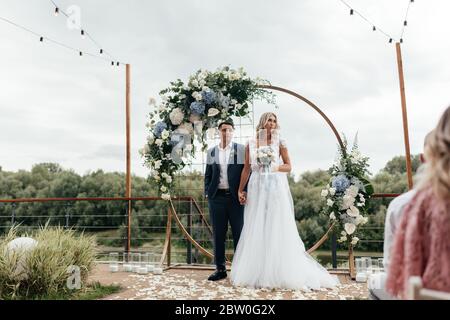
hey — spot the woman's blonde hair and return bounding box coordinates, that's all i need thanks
[417,106,450,200]
[256,112,280,135]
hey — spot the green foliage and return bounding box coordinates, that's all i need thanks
[0,226,96,300]
[0,153,419,255]
[382,154,422,175]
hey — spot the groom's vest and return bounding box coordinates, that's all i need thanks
[204,142,246,200]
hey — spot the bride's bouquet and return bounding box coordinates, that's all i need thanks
[256,146,276,174]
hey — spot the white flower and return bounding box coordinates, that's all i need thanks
[338,236,348,243]
[161,172,168,179]
[207,108,220,117]
[235,103,243,110]
[161,129,170,140]
[148,97,156,106]
[344,223,356,235]
[155,139,163,147]
[329,212,336,220]
[327,199,334,207]
[342,195,355,209]
[158,104,166,112]
[230,99,238,105]
[189,114,201,123]
[161,193,171,201]
[154,174,161,181]
[192,91,202,101]
[321,189,329,197]
[191,79,199,88]
[351,237,359,245]
[169,108,184,125]
[154,160,162,169]
[147,133,155,145]
[329,187,336,196]
[177,122,194,136]
[346,185,359,198]
[341,230,347,236]
[355,215,365,225]
[165,176,172,183]
[346,205,360,217]
[160,186,167,192]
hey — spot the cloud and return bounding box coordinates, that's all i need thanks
[80,144,125,161]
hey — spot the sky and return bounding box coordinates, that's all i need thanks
[0,0,449,180]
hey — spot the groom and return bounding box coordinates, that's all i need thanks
[204,119,246,281]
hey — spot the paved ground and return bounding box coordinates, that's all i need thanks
[89,264,369,300]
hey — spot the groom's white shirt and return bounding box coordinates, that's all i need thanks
[217,142,232,189]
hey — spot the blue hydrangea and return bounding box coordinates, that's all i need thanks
[190,101,205,115]
[202,90,216,105]
[331,174,351,193]
[154,121,167,138]
[218,95,230,108]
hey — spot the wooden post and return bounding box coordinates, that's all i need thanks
[126,64,132,254]
[167,206,172,267]
[160,204,172,267]
[349,244,356,279]
[395,43,413,190]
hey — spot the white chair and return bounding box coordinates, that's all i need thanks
[408,276,450,300]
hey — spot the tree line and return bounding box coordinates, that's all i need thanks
[0,155,421,252]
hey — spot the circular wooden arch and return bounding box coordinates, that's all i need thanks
[259,85,345,150]
[166,85,344,264]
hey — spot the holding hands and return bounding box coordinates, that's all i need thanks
[238,191,247,205]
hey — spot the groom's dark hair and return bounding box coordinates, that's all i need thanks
[218,119,235,130]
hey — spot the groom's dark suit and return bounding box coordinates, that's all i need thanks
[204,142,246,271]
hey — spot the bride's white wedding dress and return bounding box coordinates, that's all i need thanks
[230,137,339,290]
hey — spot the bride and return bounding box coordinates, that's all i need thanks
[230,112,339,290]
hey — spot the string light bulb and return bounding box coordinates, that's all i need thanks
[116,62,119,66]
[400,38,403,43]
[54,7,59,16]
[81,29,85,39]
[39,36,43,42]
[372,26,376,31]
[79,51,83,57]
[111,61,114,66]
[389,38,393,43]
[350,9,354,15]
[100,49,103,55]
[404,20,407,26]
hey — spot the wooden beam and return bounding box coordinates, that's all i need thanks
[126,64,132,253]
[395,43,413,190]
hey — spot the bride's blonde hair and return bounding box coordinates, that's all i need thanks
[417,106,450,200]
[256,112,280,134]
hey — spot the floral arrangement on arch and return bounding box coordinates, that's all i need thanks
[321,135,374,248]
[140,66,276,200]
